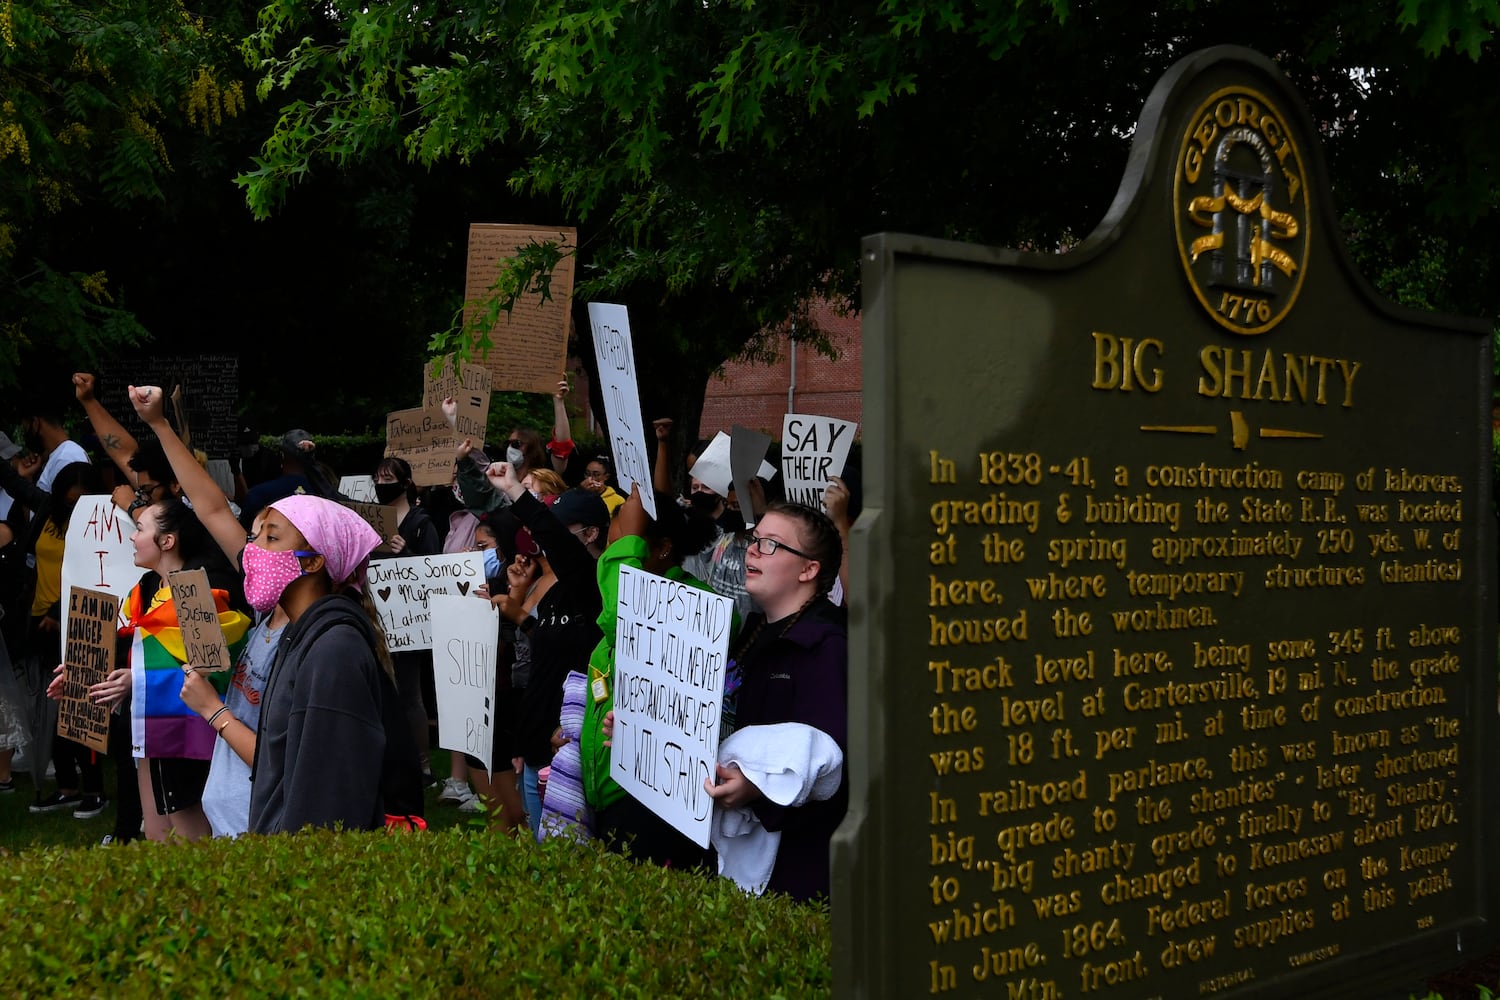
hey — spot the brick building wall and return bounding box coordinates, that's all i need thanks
[700,300,863,440]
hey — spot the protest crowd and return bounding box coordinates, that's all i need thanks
[0,367,858,903]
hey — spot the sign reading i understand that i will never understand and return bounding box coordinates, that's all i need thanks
[834,47,1497,1000]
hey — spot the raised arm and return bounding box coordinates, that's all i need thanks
[73,373,141,485]
[652,418,674,496]
[548,378,574,474]
[129,385,244,562]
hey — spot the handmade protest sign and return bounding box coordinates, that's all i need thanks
[729,426,773,529]
[587,303,657,519]
[430,593,500,776]
[56,586,118,753]
[423,354,494,441]
[463,224,577,394]
[781,414,857,510]
[385,406,457,486]
[338,475,378,503]
[610,565,734,847]
[167,568,233,671]
[100,355,239,458]
[341,499,399,554]
[60,495,136,642]
[366,552,486,651]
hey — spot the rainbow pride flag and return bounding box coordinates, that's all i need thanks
[126,582,251,760]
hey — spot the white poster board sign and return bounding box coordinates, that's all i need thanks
[780,413,858,509]
[587,303,657,520]
[339,475,378,503]
[60,495,137,639]
[366,552,486,651]
[430,593,499,776]
[610,565,734,847]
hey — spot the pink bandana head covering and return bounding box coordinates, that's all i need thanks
[271,494,382,589]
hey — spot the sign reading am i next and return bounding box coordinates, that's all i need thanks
[834,47,1497,1000]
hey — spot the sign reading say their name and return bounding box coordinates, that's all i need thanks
[57,586,118,753]
[610,565,734,847]
[60,495,137,641]
[167,568,233,671]
[587,303,657,520]
[366,553,485,651]
[781,414,857,510]
[430,594,500,776]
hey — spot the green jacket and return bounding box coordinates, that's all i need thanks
[580,536,738,812]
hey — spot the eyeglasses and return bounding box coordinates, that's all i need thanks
[134,482,164,501]
[749,534,812,559]
[506,439,522,448]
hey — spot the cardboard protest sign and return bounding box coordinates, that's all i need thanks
[587,303,657,520]
[167,568,233,671]
[430,593,500,776]
[339,475,378,503]
[366,552,486,651]
[385,406,458,487]
[423,354,494,441]
[610,565,734,847]
[729,425,773,529]
[56,586,118,753]
[341,499,399,554]
[780,414,858,510]
[463,224,577,394]
[60,495,137,642]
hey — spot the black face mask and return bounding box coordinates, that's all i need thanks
[716,507,745,534]
[688,492,721,514]
[374,481,405,504]
[22,423,42,454]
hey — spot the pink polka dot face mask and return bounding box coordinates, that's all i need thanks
[241,543,317,613]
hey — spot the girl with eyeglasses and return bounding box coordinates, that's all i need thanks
[703,501,848,902]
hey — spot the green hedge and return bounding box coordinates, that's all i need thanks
[0,828,830,997]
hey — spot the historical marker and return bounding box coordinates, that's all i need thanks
[834,47,1497,1000]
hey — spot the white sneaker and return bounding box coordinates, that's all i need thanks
[438,778,472,804]
[457,795,484,814]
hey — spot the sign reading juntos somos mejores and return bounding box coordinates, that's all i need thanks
[1175,86,1310,336]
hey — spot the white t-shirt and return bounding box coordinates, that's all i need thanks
[37,440,89,493]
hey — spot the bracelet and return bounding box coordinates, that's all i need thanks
[206,706,229,730]
[213,711,235,735]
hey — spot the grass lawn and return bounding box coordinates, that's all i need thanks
[0,748,478,853]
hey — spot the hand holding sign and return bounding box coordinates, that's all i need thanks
[780,413,858,511]
[56,587,119,753]
[168,568,233,671]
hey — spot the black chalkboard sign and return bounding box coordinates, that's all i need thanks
[97,355,239,459]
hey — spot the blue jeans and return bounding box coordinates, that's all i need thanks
[522,764,543,841]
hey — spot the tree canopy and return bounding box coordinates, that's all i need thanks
[1,0,245,379]
[235,0,1498,436]
[7,1,1498,439]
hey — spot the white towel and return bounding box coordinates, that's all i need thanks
[710,723,843,895]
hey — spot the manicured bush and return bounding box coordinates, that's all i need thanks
[0,828,830,998]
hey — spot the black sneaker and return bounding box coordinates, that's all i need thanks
[30,791,83,813]
[73,794,107,820]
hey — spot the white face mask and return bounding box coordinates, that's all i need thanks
[506,447,525,467]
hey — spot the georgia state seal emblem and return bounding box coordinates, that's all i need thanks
[1174,87,1310,335]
